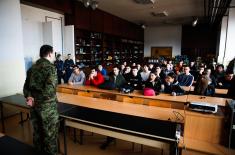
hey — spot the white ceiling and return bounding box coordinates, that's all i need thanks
[97,0,205,26]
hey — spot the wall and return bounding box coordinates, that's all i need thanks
[217,6,235,67]
[21,4,64,62]
[223,7,235,66]
[144,25,182,57]
[217,16,228,64]
[0,0,26,97]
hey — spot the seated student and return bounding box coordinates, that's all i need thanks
[190,61,197,71]
[217,72,234,89]
[214,64,225,81]
[227,76,235,99]
[132,62,136,67]
[155,65,165,80]
[161,60,168,69]
[140,64,151,82]
[85,68,104,86]
[177,66,194,86]
[205,68,217,87]
[163,64,174,76]
[194,70,215,96]
[68,65,86,85]
[119,64,125,75]
[98,64,107,76]
[127,66,142,90]
[109,66,126,89]
[194,65,205,82]
[137,64,142,74]
[168,60,174,70]
[227,57,235,74]
[177,60,184,73]
[163,73,185,96]
[148,63,155,72]
[123,65,131,81]
[144,72,162,93]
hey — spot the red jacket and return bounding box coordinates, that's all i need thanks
[85,72,104,86]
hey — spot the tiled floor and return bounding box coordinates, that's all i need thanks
[0,113,163,155]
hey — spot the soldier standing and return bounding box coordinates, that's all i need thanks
[54,54,64,84]
[63,54,74,83]
[23,45,59,155]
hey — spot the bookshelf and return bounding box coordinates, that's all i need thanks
[74,29,144,67]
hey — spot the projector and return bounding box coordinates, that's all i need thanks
[188,102,218,113]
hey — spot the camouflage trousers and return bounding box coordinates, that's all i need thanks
[30,101,59,155]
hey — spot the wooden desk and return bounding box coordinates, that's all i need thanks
[0,93,231,155]
[0,94,30,132]
[179,137,235,155]
[57,84,188,109]
[182,86,228,95]
[58,93,185,123]
[59,93,183,155]
[187,95,230,106]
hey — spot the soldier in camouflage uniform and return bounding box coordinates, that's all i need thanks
[23,45,59,155]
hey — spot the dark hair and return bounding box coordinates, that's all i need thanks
[39,45,53,58]
[73,65,80,69]
[216,64,224,69]
[166,72,176,79]
[226,71,234,75]
[56,54,61,59]
[113,65,119,69]
[91,68,97,71]
[183,65,190,68]
[131,66,138,70]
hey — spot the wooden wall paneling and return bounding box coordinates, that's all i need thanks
[74,2,91,30]
[65,13,75,26]
[112,16,123,36]
[21,0,72,14]
[103,12,113,34]
[90,9,103,32]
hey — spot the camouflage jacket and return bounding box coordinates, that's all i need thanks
[23,58,58,102]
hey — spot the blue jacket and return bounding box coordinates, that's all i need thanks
[177,73,194,86]
[54,60,64,76]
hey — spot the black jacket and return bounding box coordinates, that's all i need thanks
[163,81,185,96]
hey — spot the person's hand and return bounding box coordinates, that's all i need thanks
[62,70,65,74]
[218,82,223,86]
[68,81,73,85]
[26,97,35,107]
[89,74,94,79]
[171,92,177,96]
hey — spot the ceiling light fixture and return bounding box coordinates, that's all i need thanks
[81,0,98,10]
[141,24,147,29]
[192,18,198,27]
[83,0,90,8]
[91,1,98,10]
[133,0,156,5]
